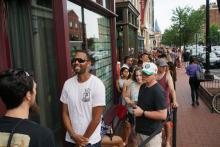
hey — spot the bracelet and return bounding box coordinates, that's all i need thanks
[142,110,145,117]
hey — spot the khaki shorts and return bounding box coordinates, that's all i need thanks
[137,132,162,147]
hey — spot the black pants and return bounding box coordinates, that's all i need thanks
[189,77,200,103]
[66,141,101,147]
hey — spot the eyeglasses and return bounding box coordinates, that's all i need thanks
[72,58,87,63]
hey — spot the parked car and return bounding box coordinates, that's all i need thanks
[199,52,220,68]
[212,46,220,57]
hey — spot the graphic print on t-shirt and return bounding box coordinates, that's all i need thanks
[82,88,91,102]
[0,132,30,147]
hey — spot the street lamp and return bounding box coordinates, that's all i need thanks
[205,0,211,74]
[204,0,214,80]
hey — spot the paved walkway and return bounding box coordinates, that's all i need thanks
[176,67,220,147]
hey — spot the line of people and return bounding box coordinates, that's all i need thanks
[0,48,181,147]
[116,48,179,147]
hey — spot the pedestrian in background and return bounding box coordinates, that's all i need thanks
[60,50,105,147]
[0,69,55,147]
[121,56,133,69]
[183,50,191,68]
[186,57,202,106]
[133,62,167,147]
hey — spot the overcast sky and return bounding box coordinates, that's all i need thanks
[154,0,217,33]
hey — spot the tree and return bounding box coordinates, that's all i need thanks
[162,6,205,48]
[210,24,220,45]
[161,28,178,46]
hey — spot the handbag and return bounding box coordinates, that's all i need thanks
[196,70,205,81]
[196,65,205,81]
[117,104,128,120]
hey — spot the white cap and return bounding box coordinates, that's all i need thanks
[142,62,158,75]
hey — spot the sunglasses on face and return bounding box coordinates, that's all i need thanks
[72,58,87,63]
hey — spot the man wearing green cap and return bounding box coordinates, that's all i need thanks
[133,62,167,147]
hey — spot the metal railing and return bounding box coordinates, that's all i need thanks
[200,79,220,89]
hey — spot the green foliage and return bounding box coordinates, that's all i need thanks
[162,6,205,47]
[210,24,220,45]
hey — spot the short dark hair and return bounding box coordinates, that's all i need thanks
[124,55,132,63]
[74,50,91,61]
[0,69,34,109]
[189,56,197,64]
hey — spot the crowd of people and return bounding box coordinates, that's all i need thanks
[116,47,180,147]
[0,47,204,147]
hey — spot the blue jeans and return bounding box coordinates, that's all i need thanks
[66,141,101,147]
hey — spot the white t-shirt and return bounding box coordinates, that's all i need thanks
[60,75,106,144]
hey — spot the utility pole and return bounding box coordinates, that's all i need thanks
[205,0,210,74]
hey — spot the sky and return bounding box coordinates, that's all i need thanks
[154,0,217,33]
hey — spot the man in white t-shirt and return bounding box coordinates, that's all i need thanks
[60,50,106,147]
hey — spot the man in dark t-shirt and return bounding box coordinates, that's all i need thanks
[133,63,167,147]
[0,69,55,147]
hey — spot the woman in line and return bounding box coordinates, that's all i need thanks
[116,67,130,104]
[122,67,143,146]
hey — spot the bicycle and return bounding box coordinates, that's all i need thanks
[212,93,220,114]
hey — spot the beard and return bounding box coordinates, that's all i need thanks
[74,65,87,74]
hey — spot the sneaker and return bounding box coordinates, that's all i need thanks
[191,103,195,106]
[196,101,199,105]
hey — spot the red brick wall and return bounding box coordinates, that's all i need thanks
[210,9,220,26]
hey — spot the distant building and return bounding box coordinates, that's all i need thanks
[140,0,154,51]
[201,2,220,26]
[210,2,220,26]
[116,0,140,61]
[154,19,162,47]
[68,10,83,41]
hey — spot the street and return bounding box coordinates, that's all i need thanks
[210,68,220,78]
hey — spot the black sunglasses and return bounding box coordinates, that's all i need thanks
[72,58,87,63]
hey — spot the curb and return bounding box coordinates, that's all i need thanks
[199,85,214,112]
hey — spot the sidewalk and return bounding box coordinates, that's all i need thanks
[176,67,220,147]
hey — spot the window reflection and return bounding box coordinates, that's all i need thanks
[84,9,113,106]
[67,1,83,55]
[66,1,114,106]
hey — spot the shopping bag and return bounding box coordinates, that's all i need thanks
[196,70,205,81]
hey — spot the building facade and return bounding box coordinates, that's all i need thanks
[115,0,140,62]
[0,0,117,146]
[115,0,154,62]
[140,0,154,51]
[210,2,220,26]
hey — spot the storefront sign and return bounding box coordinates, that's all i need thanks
[140,0,147,25]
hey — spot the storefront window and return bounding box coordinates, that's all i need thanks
[129,26,136,54]
[116,9,123,22]
[84,9,113,105]
[5,0,61,145]
[67,1,114,106]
